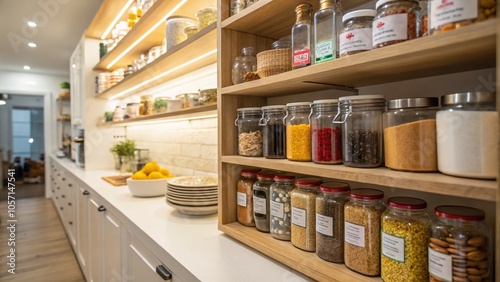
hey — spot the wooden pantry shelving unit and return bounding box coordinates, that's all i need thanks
[216,0,499,281]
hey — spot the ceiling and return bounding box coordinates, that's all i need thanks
[0,0,103,76]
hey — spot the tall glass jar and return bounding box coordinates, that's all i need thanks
[310,99,342,164]
[336,95,385,168]
[231,47,257,84]
[381,197,430,282]
[344,188,385,276]
[315,181,350,263]
[313,0,343,63]
[429,205,492,282]
[339,9,376,57]
[383,97,439,172]
[237,168,260,226]
[291,177,322,252]
[292,3,314,69]
[253,171,275,233]
[373,0,420,48]
[270,173,296,241]
[260,105,287,159]
[285,102,312,161]
[436,92,497,179]
[234,107,263,157]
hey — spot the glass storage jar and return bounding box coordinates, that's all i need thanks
[436,92,497,179]
[198,88,217,105]
[383,97,439,172]
[184,25,198,38]
[310,99,342,164]
[196,7,217,29]
[234,107,263,157]
[381,197,430,282]
[253,171,275,233]
[285,102,312,161]
[372,0,420,48]
[237,168,260,226]
[429,205,492,282]
[418,0,428,37]
[231,47,257,84]
[230,0,245,16]
[153,96,170,114]
[315,181,350,263]
[291,177,322,252]
[339,9,376,57]
[139,94,153,115]
[124,103,140,119]
[344,188,385,276]
[259,105,287,159]
[336,95,385,168]
[166,16,197,51]
[270,173,296,241]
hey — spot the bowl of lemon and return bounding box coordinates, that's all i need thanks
[127,161,175,197]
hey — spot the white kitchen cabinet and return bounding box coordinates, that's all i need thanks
[88,197,103,282]
[51,162,77,249]
[102,206,123,282]
[77,183,90,280]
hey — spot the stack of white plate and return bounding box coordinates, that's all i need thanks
[166,176,218,215]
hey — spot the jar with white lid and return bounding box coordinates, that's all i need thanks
[259,105,286,159]
[383,97,439,172]
[339,9,376,57]
[270,173,296,241]
[372,0,420,48]
[429,205,492,282]
[381,197,430,282]
[335,95,385,168]
[253,171,275,232]
[310,99,342,164]
[285,102,312,161]
[436,92,497,179]
[234,107,263,157]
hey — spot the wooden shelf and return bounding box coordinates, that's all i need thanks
[57,116,71,122]
[57,96,70,101]
[221,19,496,95]
[95,25,217,100]
[221,156,497,202]
[85,0,131,39]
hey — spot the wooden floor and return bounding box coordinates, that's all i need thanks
[0,197,85,281]
[0,182,46,201]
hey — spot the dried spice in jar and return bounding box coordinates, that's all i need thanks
[372,0,420,48]
[285,102,312,161]
[310,99,342,164]
[339,9,377,57]
[237,169,260,226]
[344,188,385,276]
[381,197,430,282]
[260,105,287,159]
[253,171,275,233]
[235,107,263,157]
[291,177,322,252]
[270,173,296,241]
[315,181,350,263]
[429,206,492,282]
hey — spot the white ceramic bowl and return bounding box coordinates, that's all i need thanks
[126,178,168,197]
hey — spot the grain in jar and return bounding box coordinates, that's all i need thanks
[429,205,492,282]
[270,173,296,241]
[291,177,322,252]
[344,188,385,276]
[285,102,312,161]
[237,168,260,226]
[196,7,217,30]
[381,197,430,282]
[253,171,275,233]
[315,181,350,263]
[339,9,377,57]
[234,107,263,157]
[165,16,197,51]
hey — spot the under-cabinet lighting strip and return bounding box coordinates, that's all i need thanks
[101,0,135,40]
[108,48,217,100]
[106,0,189,69]
[113,113,218,126]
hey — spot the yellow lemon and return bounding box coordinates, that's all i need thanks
[159,168,170,176]
[131,171,147,180]
[142,161,160,175]
[148,171,165,179]
[166,173,175,178]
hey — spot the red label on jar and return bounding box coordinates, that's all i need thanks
[293,48,311,67]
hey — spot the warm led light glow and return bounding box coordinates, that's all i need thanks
[101,0,134,40]
[113,113,218,126]
[0,101,6,106]
[27,21,37,27]
[28,42,37,48]
[108,49,217,100]
[23,65,31,70]
[106,0,188,69]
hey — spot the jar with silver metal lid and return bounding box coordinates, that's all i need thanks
[383,97,439,172]
[339,9,376,57]
[285,102,312,161]
[373,0,420,48]
[235,107,263,157]
[259,105,286,159]
[310,99,342,164]
[436,92,497,179]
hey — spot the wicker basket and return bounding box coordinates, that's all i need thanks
[256,48,292,78]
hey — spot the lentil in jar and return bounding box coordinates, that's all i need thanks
[237,168,260,226]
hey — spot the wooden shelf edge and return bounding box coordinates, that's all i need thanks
[218,222,382,282]
[220,156,497,202]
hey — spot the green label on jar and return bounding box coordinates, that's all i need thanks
[315,40,334,63]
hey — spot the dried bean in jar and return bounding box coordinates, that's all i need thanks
[347,129,380,165]
[270,173,296,241]
[253,171,275,233]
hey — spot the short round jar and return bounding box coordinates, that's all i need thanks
[373,0,420,48]
[196,7,217,29]
[339,9,377,57]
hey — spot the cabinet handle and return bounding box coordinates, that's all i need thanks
[57,187,60,190]
[61,195,65,198]
[97,205,106,212]
[60,207,63,211]
[62,178,66,181]
[156,265,172,281]
[69,221,73,225]
[83,190,89,195]
[68,202,72,206]
[68,184,73,187]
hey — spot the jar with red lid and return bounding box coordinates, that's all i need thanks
[253,171,275,232]
[269,173,296,241]
[315,181,350,263]
[291,177,322,251]
[237,168,260,226]
[429,206,492,282]
[344,188,385,276]
[310,99,342,164]
[381,197,430,281]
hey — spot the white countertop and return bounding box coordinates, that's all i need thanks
[51,156,312,282]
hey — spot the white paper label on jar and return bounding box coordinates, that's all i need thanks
[344,221,365,247]
[270,201,284,219]
[430,0,478,30]
[372,14,408,46]
[291,206,306,228]
[382,232,405,262]
[237,191,247,207]
[339,28,373,55]
[428,247,453,281]
[253,196,266,214]
[316,213,333,236]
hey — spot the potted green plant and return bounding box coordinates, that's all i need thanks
[110,139,136,171]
